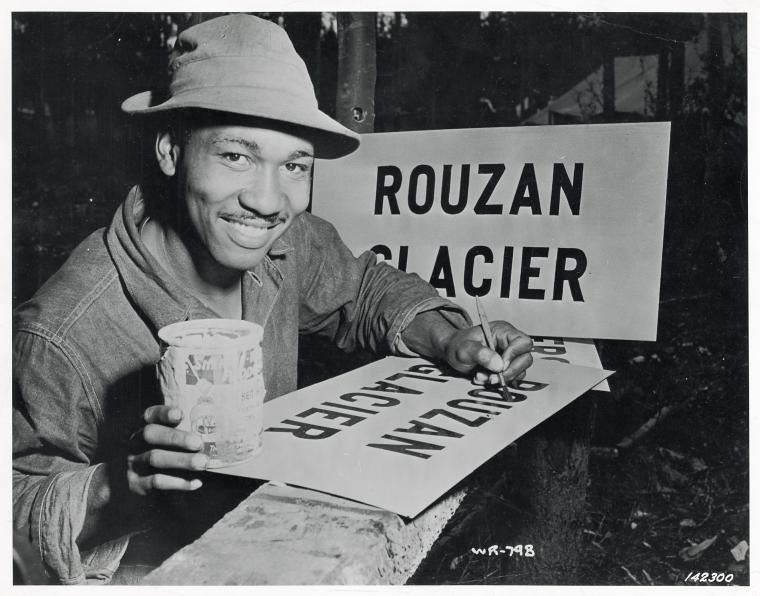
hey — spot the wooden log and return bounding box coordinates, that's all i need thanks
[143,482,466,585]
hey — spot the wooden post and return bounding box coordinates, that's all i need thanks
[497,394,598,583]
[336,13,377,133]
[413,392,599,584]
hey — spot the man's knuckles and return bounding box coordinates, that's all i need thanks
[142,424,199,450]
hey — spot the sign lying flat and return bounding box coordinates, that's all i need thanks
[212,357,613,518]
[312,123,670,340]
[533,336,609,392]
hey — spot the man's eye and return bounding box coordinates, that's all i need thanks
[284,162,311,176]
[222,153,247,164]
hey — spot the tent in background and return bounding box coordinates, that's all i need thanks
[523,55,658,125]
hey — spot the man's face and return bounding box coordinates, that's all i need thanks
[165,121,314,272]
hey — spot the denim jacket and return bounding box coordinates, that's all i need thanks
[12,186,469,583]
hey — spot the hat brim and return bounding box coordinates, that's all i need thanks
[122,88,360,160]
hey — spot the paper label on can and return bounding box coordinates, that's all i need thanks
[158,342,265,467]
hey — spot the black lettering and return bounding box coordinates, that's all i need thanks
[550,163,583,215]
[534,346,567,355]
[509,163,541,215]
[296,407,365,427]
[447,398,513,415]
[395,420,464,438]
[405,364,458,378]
[468,387,526,403]
[322,401,379,415]
[500,246,514,298]
[532,336,566,354]
[372,244,392,261]
[405,363,437,375]
[442,164,470,214]
[429,247,456,297]
[361,380,422,395]
[541,356,570,363]
[408,165,435,214]
[512,379,549,392]
[420,408,490,427]
[474,164,505,215]
[265,419,340,440]
[374,166,402,214]
[372,245,408,271]
[387,372,449,383]
[519,247,549,300]
[464,245,493,296]
[367,434,445,459]
[533,345,567,355]
[397,245,408,272]
[552,248,587,301]
[339,392,401,408]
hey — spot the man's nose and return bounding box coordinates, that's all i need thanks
[238,168,282,215]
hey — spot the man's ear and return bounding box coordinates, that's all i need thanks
[155,130,181,177]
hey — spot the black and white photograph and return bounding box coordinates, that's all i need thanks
[10,5,750,588]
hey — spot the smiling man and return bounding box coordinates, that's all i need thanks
[13,14,533,584]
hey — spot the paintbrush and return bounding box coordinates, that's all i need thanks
[474,296,512,401]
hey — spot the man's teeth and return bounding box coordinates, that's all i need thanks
[227,218,277,229]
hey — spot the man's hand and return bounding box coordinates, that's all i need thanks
[126,405,208,496]
[442,321,534,386]
[79,406,207,547]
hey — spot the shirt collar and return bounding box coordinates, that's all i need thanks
[107,185,295,332]
[106,186,204,331]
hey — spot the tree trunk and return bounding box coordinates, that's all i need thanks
[496,393,598,583]
[298,12,378,388]
[336,12,377,133]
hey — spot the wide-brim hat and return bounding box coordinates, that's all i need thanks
[122,14,360,159]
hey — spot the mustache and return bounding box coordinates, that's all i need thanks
[221,212,286,225]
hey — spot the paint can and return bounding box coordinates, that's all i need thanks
[157,319,265,467]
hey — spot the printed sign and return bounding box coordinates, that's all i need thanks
[212,357,613,518]
[312,123,670,341]
[533,336,609,392]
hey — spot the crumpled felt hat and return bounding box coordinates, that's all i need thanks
[122,14,360,159]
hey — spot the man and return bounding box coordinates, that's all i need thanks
[13,14,533,584]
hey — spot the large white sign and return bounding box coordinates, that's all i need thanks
[212,357,612,518]
[313,123,670,341]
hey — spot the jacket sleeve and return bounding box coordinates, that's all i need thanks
[296,213,471,354]
[13,328,129,584]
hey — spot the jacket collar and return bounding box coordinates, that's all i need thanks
[106,186,288,333]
